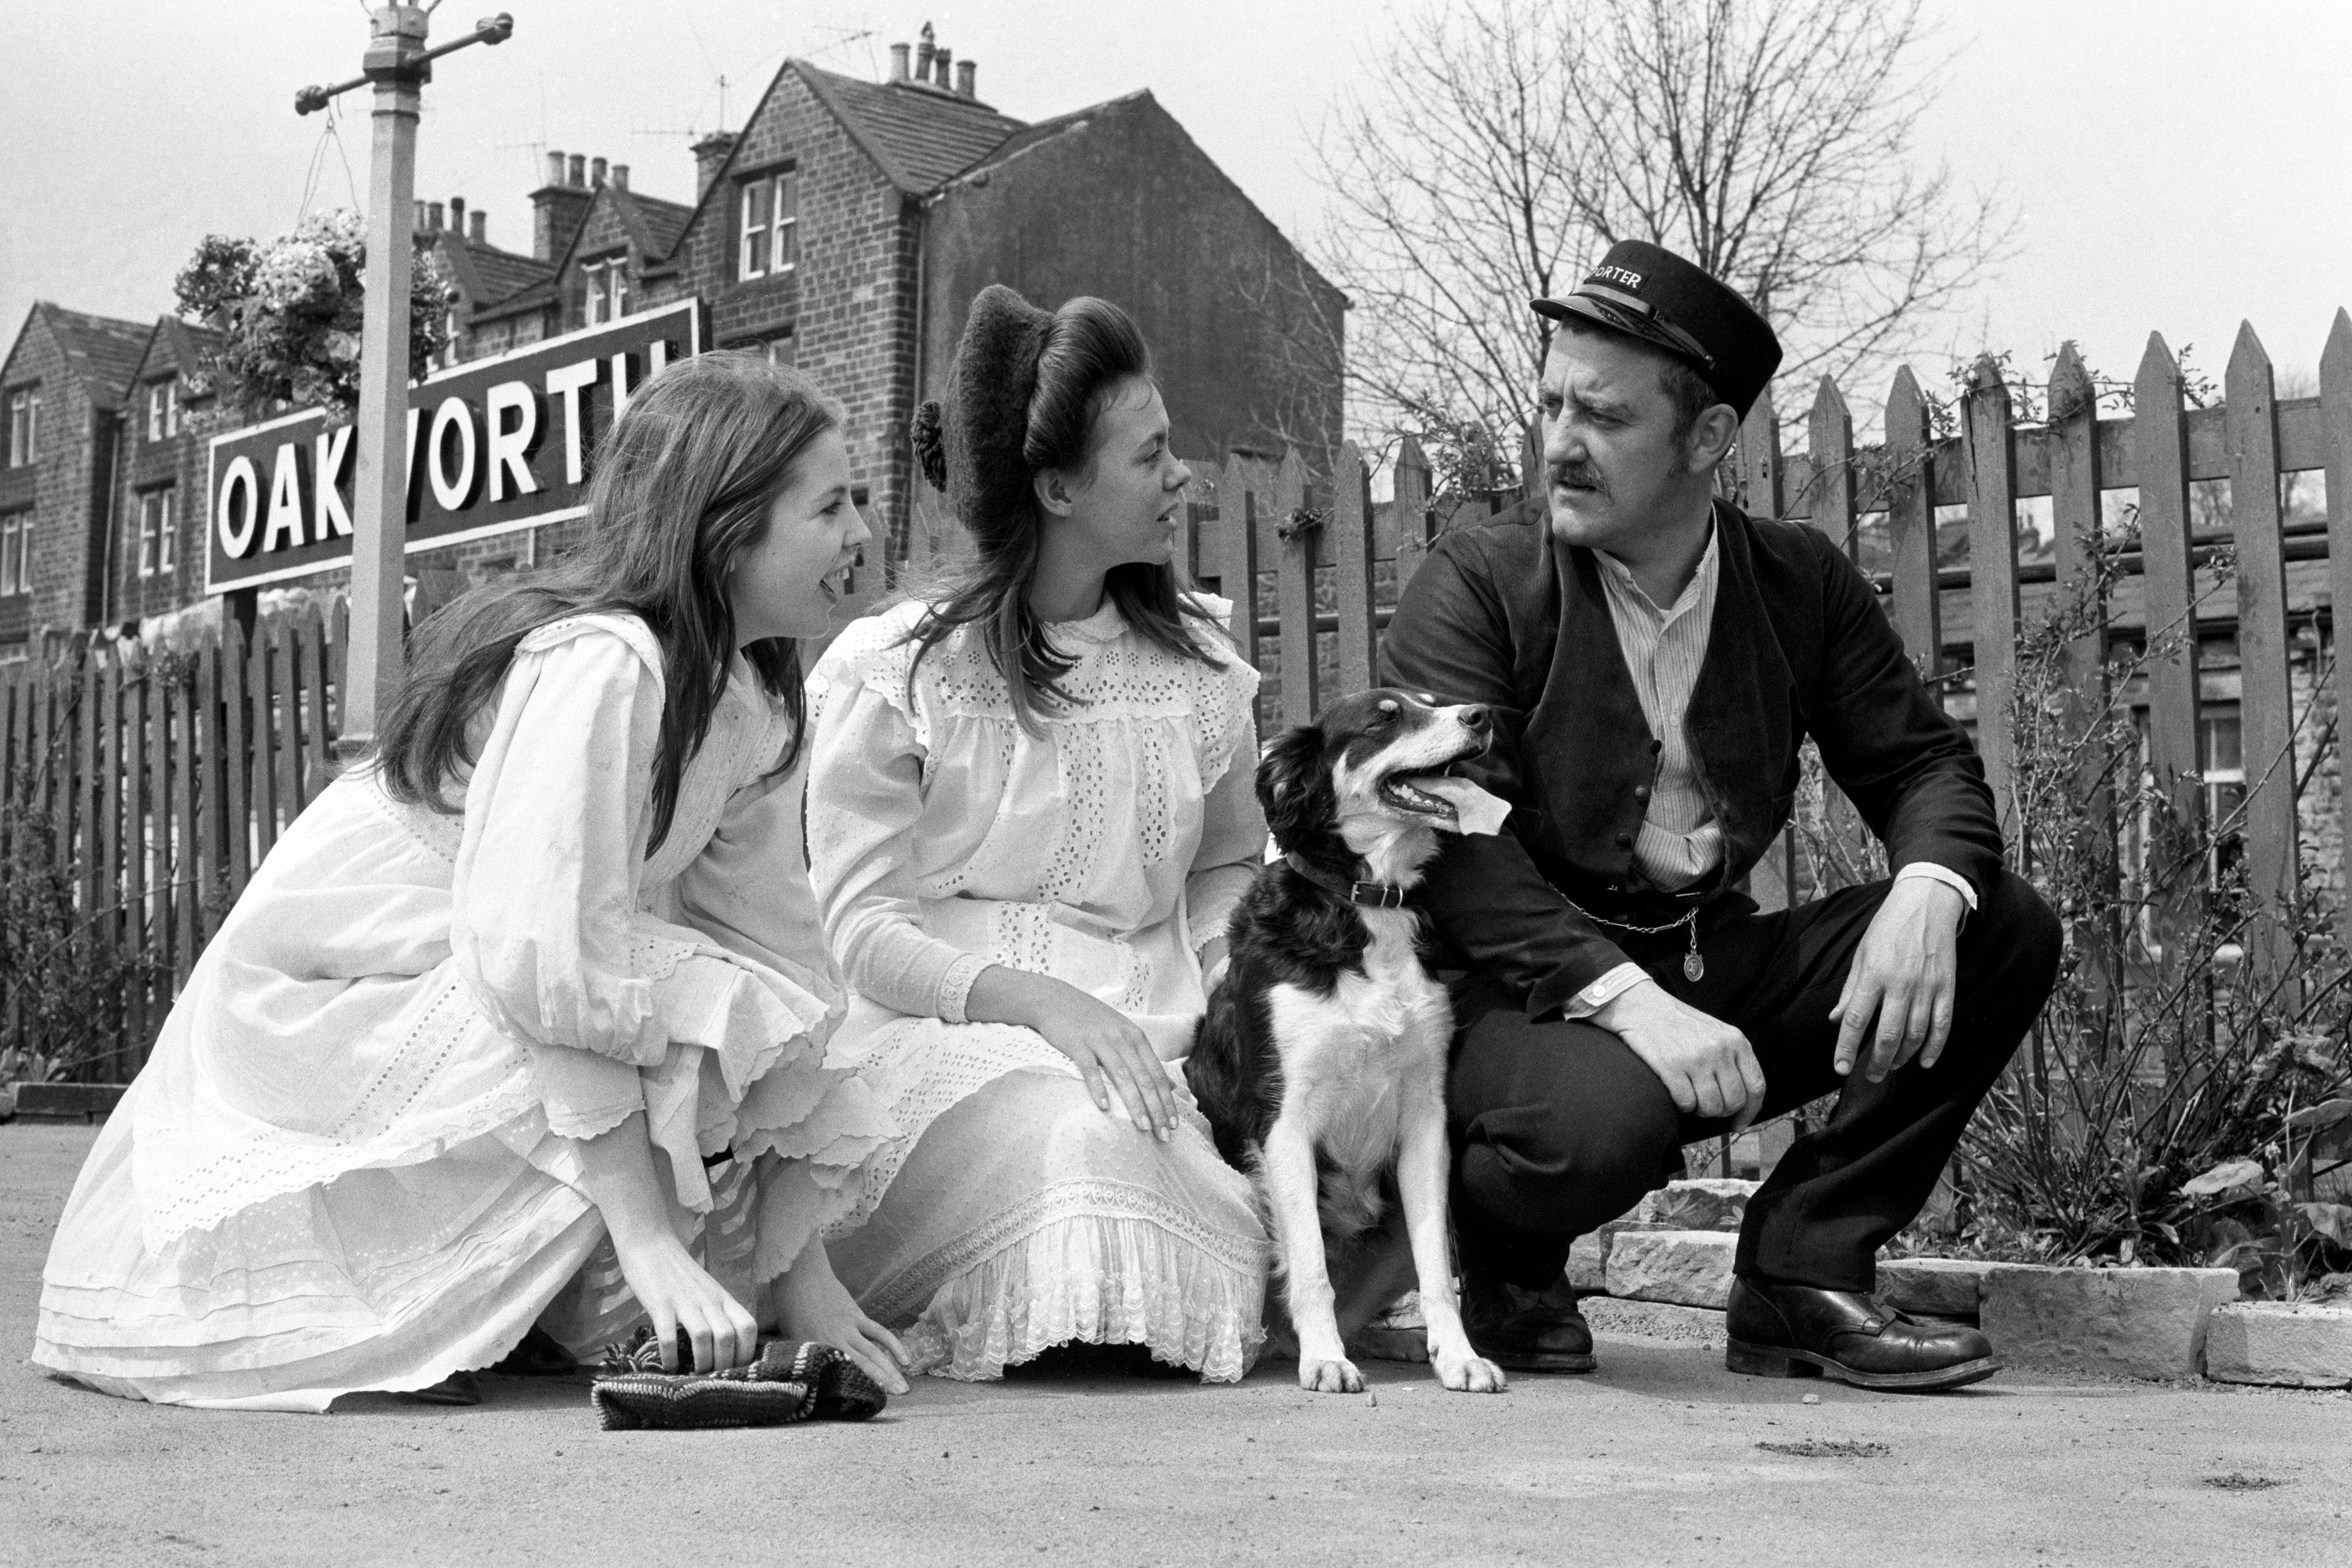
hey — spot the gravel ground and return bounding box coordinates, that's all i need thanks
[5,1122,2347,1567]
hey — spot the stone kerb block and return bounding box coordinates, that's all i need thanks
[2203,1300,2352,1388]
[1878,1257,1997,1321]
[1633,1178,1758,1231]
[1606,1229,1739,1310]
[1980,1265,2239,1380]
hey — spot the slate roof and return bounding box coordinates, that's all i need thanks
[947,93,1142,185]
[794,62,1027,194]
[454,236,555,307]
[38,304,152,407]
[617,188,694,262]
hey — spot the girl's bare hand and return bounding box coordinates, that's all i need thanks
[1026,984,1179,1141]
[769,1241,912,1396]
[608,1226,761,1374]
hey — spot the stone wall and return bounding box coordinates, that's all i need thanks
[0,310,111,651]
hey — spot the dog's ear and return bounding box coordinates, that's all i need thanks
[1256,724,1332,853]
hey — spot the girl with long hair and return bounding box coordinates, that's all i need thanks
[808,287,1270,1381]
[35,353,910,1408]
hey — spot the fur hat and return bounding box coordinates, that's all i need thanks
[912,284,1054,534]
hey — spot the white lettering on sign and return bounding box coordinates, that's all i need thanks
[610,351,638,423]
[406,406,424,507]
[1591,266,1644,290]
[428,396,477,511]
[545,358,599,486]
[315,426,354,539]
[216,454,261,559]
[263,442,305,553]
[485,381,542,503]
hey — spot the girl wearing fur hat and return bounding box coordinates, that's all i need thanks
[35,353,912,1408]
[807,286,1270,1381]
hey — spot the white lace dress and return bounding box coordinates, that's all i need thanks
[807,595,1271,1381]
[33,614,893,1411]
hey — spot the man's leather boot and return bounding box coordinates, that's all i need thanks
[1725,1277,1998,1391]
[1462,1272,1596,1372]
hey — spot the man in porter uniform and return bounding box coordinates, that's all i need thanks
[1379,241,2060,1389]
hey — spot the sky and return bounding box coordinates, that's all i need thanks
[4,0,2348,420]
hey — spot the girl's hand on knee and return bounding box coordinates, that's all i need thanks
[965,967,1179,1140]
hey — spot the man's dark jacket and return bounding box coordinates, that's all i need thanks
[1376,497,2001,1019]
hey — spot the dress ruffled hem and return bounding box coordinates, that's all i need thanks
[888,1202,1267,1384]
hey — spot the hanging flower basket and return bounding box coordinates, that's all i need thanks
[174,209,451,424]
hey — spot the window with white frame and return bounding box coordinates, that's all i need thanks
[2200,711,2246,887]
[137,487,176,578]
[146,378,178,442]
[583,258,630,326]
[1,510,28,595]
[6,386,37,469]
[738,169,799,280]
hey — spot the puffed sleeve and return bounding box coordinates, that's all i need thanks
[804,629,989,1022]
[1184,632,1267,953]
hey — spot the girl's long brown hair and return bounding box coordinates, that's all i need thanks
[373,351,842,853]
[907,296,1225,727]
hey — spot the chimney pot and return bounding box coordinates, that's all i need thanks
[545,150,565,185]
[890,42,910,81]
[414,199,429,231]
[428,200,445,231]
[568,153,586,187]
[613,163,629,191]
[470,210,486,243]
[590,157,608,188]
[957,60,977,98]
[934,48,952,87]
[450,195,466,231]
[916,25,935,82]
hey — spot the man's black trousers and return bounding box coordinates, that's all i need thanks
[1446,867,2061,1292]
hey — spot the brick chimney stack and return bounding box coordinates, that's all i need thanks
[916,23,935,83]
[427,200,445,231]
[590,157,608,188]
[612,164,629,191]
[956,60,977,98]
[450,195,466,234]
[469,210,486,243]
[534,149,595,261]
[890,42,910,81]
[691,130,738,196]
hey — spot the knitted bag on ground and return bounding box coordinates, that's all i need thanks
[589,1326,888,1431]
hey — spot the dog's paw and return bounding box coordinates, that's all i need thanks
[1298,1357,1365,1393]
[1432,1348,1508,1394]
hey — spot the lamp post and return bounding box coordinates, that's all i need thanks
[297,8,513,761]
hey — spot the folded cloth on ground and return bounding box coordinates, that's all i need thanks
[590,1326,888,1431]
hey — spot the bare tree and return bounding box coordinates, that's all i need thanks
[1314,0,2011,473]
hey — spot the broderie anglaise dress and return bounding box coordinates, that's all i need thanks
[807,595,1271,1381]
[34,614,893,1410]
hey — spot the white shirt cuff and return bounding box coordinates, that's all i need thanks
[935,951,988,1025]
[1894,861,1978,914]
[1566,962,1653,1020]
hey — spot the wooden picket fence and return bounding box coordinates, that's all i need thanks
[1184,315,2352,954]
[1,605,346,1076]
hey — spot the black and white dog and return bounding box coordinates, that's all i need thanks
[1189,689,1510,1394]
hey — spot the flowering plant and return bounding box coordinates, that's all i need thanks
[174,210,450,420]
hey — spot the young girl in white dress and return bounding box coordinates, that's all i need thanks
[33,354,911,1410]
[807,287,1271,1381]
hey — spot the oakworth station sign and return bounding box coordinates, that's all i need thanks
[204,299,701,594]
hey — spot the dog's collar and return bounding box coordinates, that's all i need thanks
[1283,853,1411,910]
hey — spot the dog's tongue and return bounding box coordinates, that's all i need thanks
[1410,775,1510,836]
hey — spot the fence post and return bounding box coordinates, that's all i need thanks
[2320,309,2352,959]
[301,606,333,804]
[122,648,150,1058]
[1393,435,1434,597]
[2134,332,2206,1057]
[1274,448,1319,727]
[2048,343,2118,1039]
[1218,454,1264,679]
[144,640,171,1055]
[220,614,254,896]
[1964,356,2022,828]
[1886,368,1943,683]
[248,617,279,859]
[1333,441,1378,697]
[2225,322,2300,984]
[1740,385,1784,518]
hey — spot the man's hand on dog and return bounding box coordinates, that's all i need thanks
[1592,982,1767,1132]
[1829,876,1966,1085]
